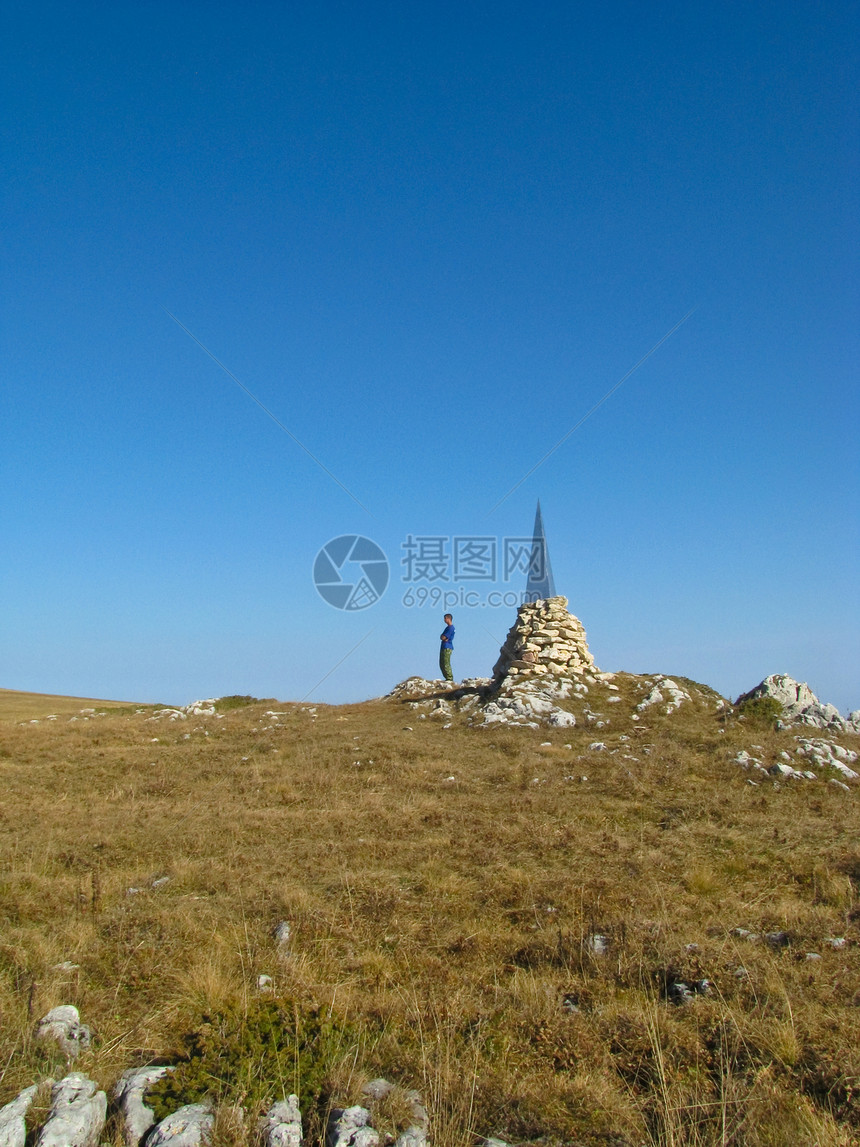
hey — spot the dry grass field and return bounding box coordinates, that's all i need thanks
[0,678,857,1145]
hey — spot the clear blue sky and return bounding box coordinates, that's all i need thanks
[2,1,858,713]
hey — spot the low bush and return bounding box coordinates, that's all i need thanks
[736,694,784,728]
[147,998,357,1124]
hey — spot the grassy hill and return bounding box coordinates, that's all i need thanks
[0,687,136,722]
[0,679,857,1145]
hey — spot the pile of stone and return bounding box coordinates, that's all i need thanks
[492,597,597,681]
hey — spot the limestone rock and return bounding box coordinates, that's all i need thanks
[737,674,859,733]
[0,1085,38,1147]
[145,1103,214,1147]
[113,1065,173,1147]
[481,674,576,728]
[636,678,691,716]
[35,1005,91,1060]
[326,1106,379,1147]
[795,738,858,780]
[361,1080,394,1102]
[259,1095,303,1147]
[35,1074,106,1147]
[394,1128,427,1147]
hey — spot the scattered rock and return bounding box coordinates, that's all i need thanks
[361,1080,394,1102]
[35,1006,91,1060]
[145,1103,214,1147]
[113,1065,173,1147]
[795,738,858,780]
[326,1106,379,1147]
[587,933,610,956]
[35,1074,106,1147]
[0,1084,38,1147]
[636,678,691,716]
[765,931,791,949]
[480,674,576,728]
[394,1126,427,1147]
[668,979,712,1005]
[259,1095,303,1147]
[768,762,803,779]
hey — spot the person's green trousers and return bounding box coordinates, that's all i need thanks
[439,647,453,681]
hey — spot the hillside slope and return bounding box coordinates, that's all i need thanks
[0,682,857,1145]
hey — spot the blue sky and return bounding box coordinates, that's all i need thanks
[2,1,858,712]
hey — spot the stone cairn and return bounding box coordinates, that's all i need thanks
[492,596,597,681]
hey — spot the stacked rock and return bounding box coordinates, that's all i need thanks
[492,596,597,681]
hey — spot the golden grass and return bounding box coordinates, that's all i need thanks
[0,678,857,1144]
[0,687,138,722]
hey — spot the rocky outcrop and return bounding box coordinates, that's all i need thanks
[737,675,860,733]
[482,674,578,728]
[493,597,596,681]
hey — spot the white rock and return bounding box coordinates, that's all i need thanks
[394,1128,427,1147]
[361,1080,394,1101]
[36,1074,106,1147]
[768,763,803,779]
[113,1065,173,1147]
[259,1095,303,1147]
[36,1006,91,1060]
[0,1085,38,1147]
[145,1103,214,1147]
[637,677,690,715]
[326,1106,379,1147]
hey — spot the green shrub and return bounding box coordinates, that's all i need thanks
[736,694,784,727]
[146,998,356,1121]
[213,695,261,711]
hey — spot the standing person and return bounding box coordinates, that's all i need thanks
[439,614,455,682]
